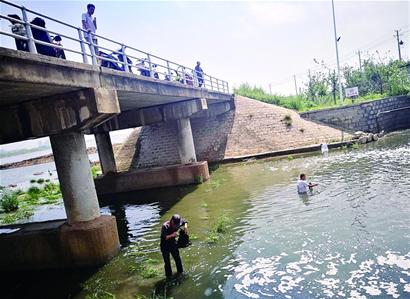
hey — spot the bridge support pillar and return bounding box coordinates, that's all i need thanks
[176,118,197,164]
[50,132,101,223]
[95,132,117,175]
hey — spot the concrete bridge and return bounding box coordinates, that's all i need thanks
[0,1,232,270]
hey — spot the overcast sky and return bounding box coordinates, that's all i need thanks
[0,0,409,151]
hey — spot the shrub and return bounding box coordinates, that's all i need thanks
[91,165,102,178]
[194,175,204,184]
[282,114,293,127]
[0,191,19,212]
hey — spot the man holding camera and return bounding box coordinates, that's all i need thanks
[160,214,188,278]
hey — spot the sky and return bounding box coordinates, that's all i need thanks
[0,0,409,151]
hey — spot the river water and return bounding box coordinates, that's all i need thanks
[3,130,410,298]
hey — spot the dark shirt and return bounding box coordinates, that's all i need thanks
[160,219,187,251]
[195,65,203,78]
[160,220,178,251]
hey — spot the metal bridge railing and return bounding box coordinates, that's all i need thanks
[0,0,230,93]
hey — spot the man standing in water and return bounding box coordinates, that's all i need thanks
[160,214,187,279]
[297,173,318,194]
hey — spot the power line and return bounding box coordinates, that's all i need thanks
[270,26,408,90]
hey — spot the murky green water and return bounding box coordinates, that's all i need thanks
[4,130,410,298]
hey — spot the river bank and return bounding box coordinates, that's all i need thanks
[0,144,121,170]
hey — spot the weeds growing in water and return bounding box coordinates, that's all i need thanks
[207,213,233,244]
[352,142,360,149]
[287,155,294,161]
[0,182,62,224]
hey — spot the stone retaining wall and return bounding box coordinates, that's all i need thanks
[300,95,410,133]
[116,96,349,171]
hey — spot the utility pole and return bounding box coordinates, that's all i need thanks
[293,75,298,96]
[331,0,344,103]
[395,30,402,61]
[357,50,362,72]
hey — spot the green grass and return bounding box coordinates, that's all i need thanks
[234,83,389,112]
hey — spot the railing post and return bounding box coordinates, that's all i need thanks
[147,54,154,78]
[89,33,97,66]
[226,82,229,93]
[121,44,130,73]
[21,7,37,54]
[210,76,214,90]
[78,28,88,64]
[216,79,220,92]
[182,67,186,84]
[167,60,171,81]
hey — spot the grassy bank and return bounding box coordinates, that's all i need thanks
[234,84,388,112]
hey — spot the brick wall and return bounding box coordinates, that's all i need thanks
[300,95,410,133]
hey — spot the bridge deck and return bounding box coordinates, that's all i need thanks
[0,47,232,111]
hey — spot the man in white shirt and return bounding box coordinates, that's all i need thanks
[82,4,98,55]
[297,173,318,194]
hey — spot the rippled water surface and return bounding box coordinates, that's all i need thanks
[76,130,409,299]
[3,131,410,298]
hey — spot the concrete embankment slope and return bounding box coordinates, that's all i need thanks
[115,96,349,171]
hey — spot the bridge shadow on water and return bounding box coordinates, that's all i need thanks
[99,185,198,247]
[3,185,198,299]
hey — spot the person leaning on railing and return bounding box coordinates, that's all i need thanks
[82,3,98,55]
[7,14,28,52]
[30,17,56,57]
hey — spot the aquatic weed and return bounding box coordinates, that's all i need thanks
[207,213,233,243]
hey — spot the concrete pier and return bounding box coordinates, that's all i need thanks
[50,132,100,223]
[95,132,117,175]
[177,118,197,164]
